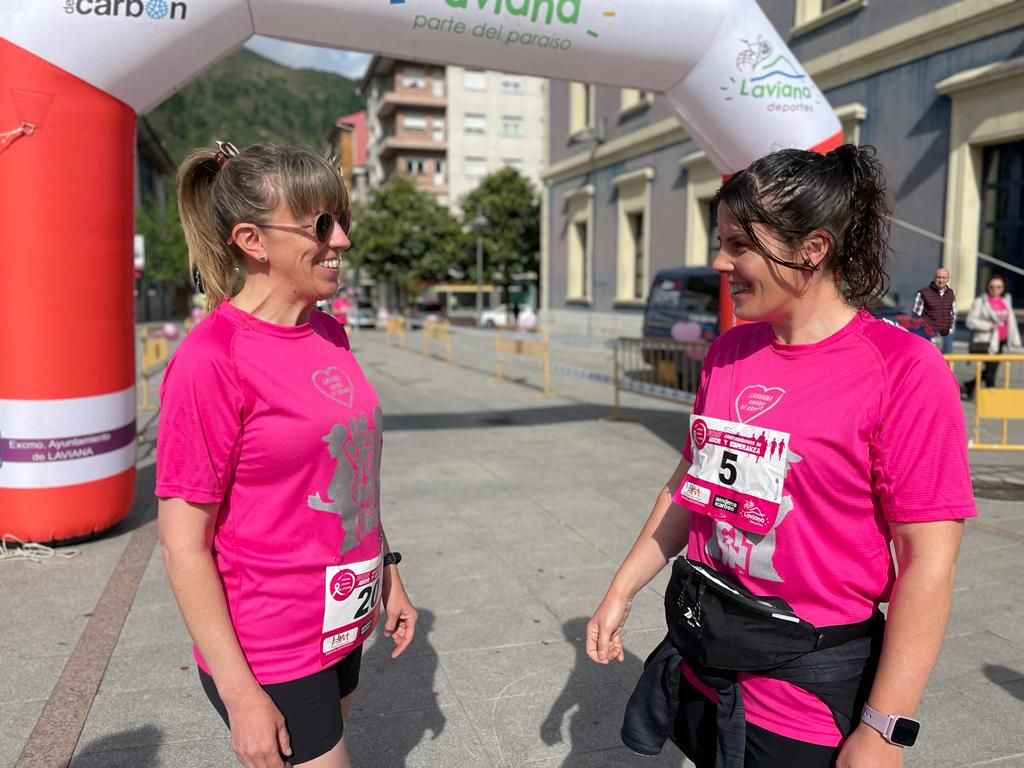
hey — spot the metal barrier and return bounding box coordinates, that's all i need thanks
[945,353,1024,451]
[495,329,552,396]
[138,328,169,411]
[610,337,706,418]
[384,315,406,349]
[421,318,453,364]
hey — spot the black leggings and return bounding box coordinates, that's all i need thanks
[672,676,840,768]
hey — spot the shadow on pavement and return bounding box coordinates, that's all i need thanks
[71,725,162,767]
[386,405,688,452]
[983,665,1024,701]
[348,609,445,768]
[541,617,648,767]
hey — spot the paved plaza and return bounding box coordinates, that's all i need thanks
[4,328,1024,768]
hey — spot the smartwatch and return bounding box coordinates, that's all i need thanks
[383,551,402,568]
[860,703,920,747]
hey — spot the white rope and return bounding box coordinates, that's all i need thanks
[892,218,1024,278]
[0,533,80,563]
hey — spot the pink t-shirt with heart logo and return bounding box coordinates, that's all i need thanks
[156,302,383,684]
[680,309,976,746]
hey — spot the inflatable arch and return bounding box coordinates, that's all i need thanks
[0,0,840,542]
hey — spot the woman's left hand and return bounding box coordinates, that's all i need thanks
[836,725,904,768]
[382,569,417,658]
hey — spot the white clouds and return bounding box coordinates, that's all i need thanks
[244,36,372,80]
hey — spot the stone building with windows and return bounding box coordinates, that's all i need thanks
[361,56,546,210]
[541,0,1024,336]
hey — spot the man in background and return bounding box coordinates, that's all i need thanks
[914,267,956,353]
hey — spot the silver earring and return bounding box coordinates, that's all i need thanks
[259,256,267,263]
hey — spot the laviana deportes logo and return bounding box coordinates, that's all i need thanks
[63,0,188,20]
[720,35,820,114]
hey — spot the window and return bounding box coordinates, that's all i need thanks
[979,141,1024,299]
[565,184,594,301]
[501,115,523,138]
[465,157,487,180]
[628,213,645,299]
[503,158,524,172]
[432,117,445,142]
[501,77,523,93]
[463,69,487,90]
[404,157,426,175]
[681,151,720,266]
[401,66,426,89]
[938,56,1024,303]
[434,159,447,187]
[569,82,595,135]
[432,75,445,98]
[793,0,865,34]
[464,113,487,135]
[613,168,654,301]
[621,88,653,113]
[401,114,427,132]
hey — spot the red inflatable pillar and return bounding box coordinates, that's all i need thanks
[0,40,136,543]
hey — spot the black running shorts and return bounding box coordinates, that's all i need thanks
[199,646,363,765]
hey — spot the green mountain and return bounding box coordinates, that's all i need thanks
[145,48,365,164]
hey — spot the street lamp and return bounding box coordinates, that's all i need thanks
[472,207,489,319]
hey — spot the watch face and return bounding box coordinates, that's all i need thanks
[890,717,920,747]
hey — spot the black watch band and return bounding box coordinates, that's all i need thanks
[383,551,402,568]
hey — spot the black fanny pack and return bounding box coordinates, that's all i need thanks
[665,557,876,672]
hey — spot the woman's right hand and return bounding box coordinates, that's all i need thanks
[586,592,632,664]
[225,689,292,768]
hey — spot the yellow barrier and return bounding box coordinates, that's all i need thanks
[494,329,552,396]
[945,353,1024,451]
[138,328,170,411]
[421,318,453,364]
[384,315,406,349]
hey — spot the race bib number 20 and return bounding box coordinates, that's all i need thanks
[321,554,381,664]
[673,414,790,535]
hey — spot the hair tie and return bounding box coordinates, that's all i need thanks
[214,140,239,169]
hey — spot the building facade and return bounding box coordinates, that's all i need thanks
[446,66,547,212]
[363,57,450,204]
[362,57,547,210]
[541,0,1024,336]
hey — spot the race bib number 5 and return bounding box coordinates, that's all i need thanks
[321,554,382,663]
[673,414,790,535]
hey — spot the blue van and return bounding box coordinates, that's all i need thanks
[642,267,721,342]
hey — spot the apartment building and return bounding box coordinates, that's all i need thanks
[541,0,1024,336]
[363,57,449,204]
[362,56,547,209]
[446,66,547,211]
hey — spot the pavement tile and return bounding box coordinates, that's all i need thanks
[0,699,48,768]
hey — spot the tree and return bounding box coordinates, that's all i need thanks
[135,193,189,286]
[349,175,462,305]
[459,167,540,296]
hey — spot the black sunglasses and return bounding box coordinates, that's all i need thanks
[254,210,351,243]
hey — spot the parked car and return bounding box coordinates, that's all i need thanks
[349,300,377,329]
[407,301,445,329]
[642,267,720,343]
[866,295,933,339]
[479,304,513,328]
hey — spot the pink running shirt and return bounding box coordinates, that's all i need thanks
[679,309,975,746]
[156,302,383,684]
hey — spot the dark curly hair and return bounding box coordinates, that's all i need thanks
[713,144,892,305]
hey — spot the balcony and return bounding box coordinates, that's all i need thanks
[379,135,448,156]
[377,90,447,118]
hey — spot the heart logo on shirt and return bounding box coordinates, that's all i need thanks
[735,385,786,424]
[312,367,355,408]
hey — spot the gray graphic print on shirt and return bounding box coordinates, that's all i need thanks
[307,405,384,556]
[705,450,802,582]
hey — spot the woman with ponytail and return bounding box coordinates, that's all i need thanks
[589,145,974,767]
[156,142,416,768]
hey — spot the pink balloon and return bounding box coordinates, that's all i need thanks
[670,321,702,343]
[162,322,180,340]
[190,306,204,320]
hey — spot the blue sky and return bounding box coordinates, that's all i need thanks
[244,36,373,80]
